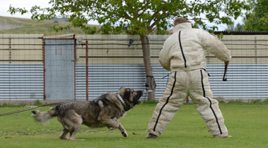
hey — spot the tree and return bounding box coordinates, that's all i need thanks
[243,0,268,31]
[236,23,244,31]
[226,24,236,31]
[9,0,250,101]
[225,23,244,31]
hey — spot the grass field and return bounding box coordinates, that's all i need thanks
[0,101,267,148]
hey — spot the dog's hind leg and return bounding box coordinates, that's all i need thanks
[62,110,83,140]
[58,116,70,140]
[59,128,69,140]
[69,124,82,140]
[57,110,83,140]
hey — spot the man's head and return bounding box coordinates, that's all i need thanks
[173,17,188,26]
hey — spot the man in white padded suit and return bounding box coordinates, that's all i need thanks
[146,17,232,138]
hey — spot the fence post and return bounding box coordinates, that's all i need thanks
[9,37,11,64]
[86,41,89,101]
[255,36,257,64]
[43,39,46,100]
[8,37,11,99]
[74,38,77,100]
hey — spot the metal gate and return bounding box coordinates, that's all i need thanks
[44,39,76,100]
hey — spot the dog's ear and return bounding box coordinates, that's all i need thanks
[118,87,125,94]
[119,87,124,90]
[123,88,131,100]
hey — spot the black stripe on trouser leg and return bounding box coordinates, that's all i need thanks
[200,70,222,134]
[153,71,177,131]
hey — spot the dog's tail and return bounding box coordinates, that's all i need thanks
[31,106,58,125]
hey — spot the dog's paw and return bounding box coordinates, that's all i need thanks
[59,137,68,140]
[121,131,128,137]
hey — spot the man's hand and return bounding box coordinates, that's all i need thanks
[224,61,230,65]
[223,61,229,81]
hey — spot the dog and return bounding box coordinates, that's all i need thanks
[31,87,143,140]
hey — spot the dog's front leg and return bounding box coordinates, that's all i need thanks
[106,122,128,137]
[98,114,128,137]
[107,118,119,130]
[118,123,128,137]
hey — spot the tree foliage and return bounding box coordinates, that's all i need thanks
[9,0,250,34]
[225,23,244,31]
[243,0,268,31]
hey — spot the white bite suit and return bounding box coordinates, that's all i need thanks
[147,23,231,137]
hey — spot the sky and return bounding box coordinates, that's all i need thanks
[1,0,243,31]
[1,0,101,24]
[1,0,51,19]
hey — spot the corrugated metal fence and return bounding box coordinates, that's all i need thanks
[0,64,43,100]
[0,34,268,101]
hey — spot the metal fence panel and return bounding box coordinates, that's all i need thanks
[75,63,268,100]
[76,64,147,100]
[0,64,43,100]
[1,63,266,101]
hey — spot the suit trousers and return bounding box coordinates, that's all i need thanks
[147,69,229,137]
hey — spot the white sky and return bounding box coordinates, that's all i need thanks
[1,0,243,31]
[1,0,50,19]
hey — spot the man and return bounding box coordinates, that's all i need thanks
[146,17,232,138]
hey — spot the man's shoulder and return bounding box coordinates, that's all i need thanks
[165,32,178,41]
[190,28,208,33]
[188,28,213,38]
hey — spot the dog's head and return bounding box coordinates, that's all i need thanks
[118,87,143,109]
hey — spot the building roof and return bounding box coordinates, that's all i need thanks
[214,31,268,35]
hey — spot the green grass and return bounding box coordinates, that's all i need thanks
[0,102,268,148]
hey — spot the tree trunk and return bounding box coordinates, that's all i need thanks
[140,35,156,101]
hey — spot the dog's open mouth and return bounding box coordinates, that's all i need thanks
[134,91,143,105]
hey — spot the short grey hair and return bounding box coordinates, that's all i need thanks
[174,17,188,26]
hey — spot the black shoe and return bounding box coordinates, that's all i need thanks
[145,133,158,139]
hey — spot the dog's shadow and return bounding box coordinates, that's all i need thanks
[70,136,128,141]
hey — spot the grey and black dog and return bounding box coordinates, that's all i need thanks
[31,87,143,140]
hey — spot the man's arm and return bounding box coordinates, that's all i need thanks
[200,30,232,62]
[159,45,171,71]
